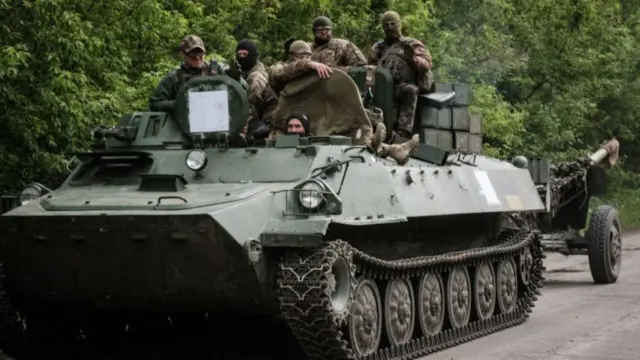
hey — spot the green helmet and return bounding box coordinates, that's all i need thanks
[289,40,312,55]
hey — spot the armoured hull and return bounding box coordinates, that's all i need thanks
[0,212,280,314]
[0,71,551,360]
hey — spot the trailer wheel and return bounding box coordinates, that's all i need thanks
[586,205,622,284]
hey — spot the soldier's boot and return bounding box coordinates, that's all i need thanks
[379,130,404,158]
[380,134,419,165]
[373,122,387,153]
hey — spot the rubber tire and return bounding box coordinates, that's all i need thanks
[586,205,622,284]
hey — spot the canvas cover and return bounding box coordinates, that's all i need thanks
[272,68,374,146]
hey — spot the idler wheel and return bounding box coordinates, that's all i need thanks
[519,246,533,286]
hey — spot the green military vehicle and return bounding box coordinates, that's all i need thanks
[0,68,547,359]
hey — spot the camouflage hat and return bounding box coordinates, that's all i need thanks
[289,40,312,55]
[180,35,206,53]
[380,11,401,24]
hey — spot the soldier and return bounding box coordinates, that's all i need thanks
[367,11,434,139]
[267,40,333,95]
[149,35,226,112]
[227,39,276,139]
[285,113,311,136]
[309,16,367,68]
[270,40,419,164]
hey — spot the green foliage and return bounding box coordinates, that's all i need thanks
[2,0,640,225]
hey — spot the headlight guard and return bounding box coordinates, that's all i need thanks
[292,178,342,215]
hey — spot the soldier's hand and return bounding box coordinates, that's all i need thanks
[310,61,332,79]
[403,43,415,64]
[227,59,242,81]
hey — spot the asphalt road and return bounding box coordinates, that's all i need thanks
[426,230,640,360]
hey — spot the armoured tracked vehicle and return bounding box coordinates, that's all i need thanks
[0,67,546,360]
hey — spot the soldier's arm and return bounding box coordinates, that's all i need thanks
[268,60,313,89]
[409,39,433,71]
[149,72,178,112]
[344,40,367,67]
[366,43,379,65]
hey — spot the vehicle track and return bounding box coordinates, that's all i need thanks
[278,229,545,360]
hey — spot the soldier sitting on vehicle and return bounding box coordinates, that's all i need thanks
[367,11,434,142]
[308,16,367,69]
[270,55,418,165]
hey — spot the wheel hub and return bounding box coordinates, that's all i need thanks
[330,256,351,313]
[610,226,621,264]
[363,309,376,333]
[398,303,411,325]
[483,282,494,302]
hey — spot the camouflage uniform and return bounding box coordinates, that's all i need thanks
[367,11,433,137]
[149,35,225,112]
[309,16,366,68]
[228,39,278,137]
[311,38,367,68]
[245,61,277,124]
[267,41,316,95]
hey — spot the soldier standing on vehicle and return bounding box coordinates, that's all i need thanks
[309,16,367,68]
[149,35,226,112]
[367,11,434,139]
[227,39,277,139]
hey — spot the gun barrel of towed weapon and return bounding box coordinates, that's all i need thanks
[588,138,620,165]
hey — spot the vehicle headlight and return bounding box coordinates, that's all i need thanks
[299,181,325,209]
[186,150,208,171]
[20,185,43,206]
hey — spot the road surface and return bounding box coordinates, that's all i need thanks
[427,230,640,360]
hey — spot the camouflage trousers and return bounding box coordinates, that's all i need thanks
[394,83,419,135]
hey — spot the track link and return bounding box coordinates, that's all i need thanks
[277,229,545,360]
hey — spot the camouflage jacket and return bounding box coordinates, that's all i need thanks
[148,61,225,112]
[310,38,367,68]
[244,61,278,124]
[267,59,315,95]
[367,37,433,91]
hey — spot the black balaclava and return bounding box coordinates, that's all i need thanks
[286,113,311,135]
[380,11,402,41]
[236,39,259,71]
[312,16,333,46]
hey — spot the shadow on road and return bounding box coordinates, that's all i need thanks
[542,279,599,288]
